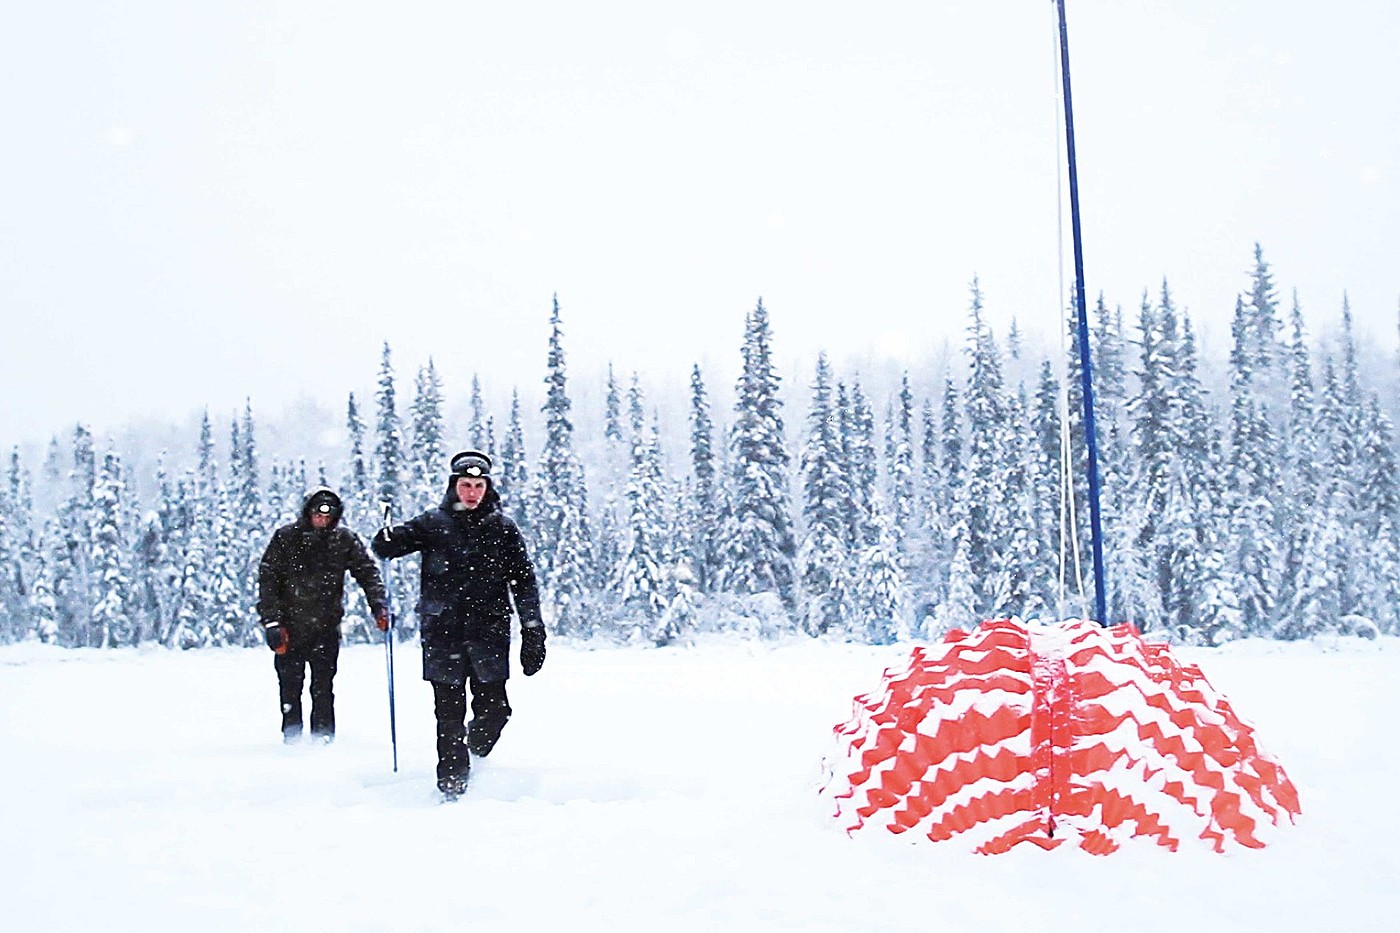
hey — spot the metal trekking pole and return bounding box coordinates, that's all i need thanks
[379,501,399,773]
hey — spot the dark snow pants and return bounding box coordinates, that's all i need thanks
[431,676,511,782]
[274,627,340,739]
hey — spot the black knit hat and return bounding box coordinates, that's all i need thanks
[450,450,492,478]
[305,487,342,519]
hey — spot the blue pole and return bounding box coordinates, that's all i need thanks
[1055,0,1109,627]
[380,502,399,772]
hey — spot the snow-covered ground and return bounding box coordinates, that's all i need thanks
[2,634,1397,932]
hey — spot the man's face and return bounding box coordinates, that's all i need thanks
[456,476,488,509]
[310,510,334,529]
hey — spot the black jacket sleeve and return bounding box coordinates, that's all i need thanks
[502,519,543,628]
[371,513,429,560]
[256,529,288,625]
[345,531,388,616]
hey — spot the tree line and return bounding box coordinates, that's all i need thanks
[1,247,1396,648]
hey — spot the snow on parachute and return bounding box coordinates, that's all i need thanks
[819,618,1300,854]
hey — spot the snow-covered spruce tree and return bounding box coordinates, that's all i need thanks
[918,397,944,528]
[373,348,423,639]
[499,389,531,532]
[798,353,850,636]
[40,435,60,493]
[1103,482,1158,630]
[375,343,406,524]
[196,409,214,483]
[627,372,645,441]
[1060,289,1096,570]
[89,450,134,647]
[296,460,312,505]
[1276,354,1347,640]
[651,554,697,647]
[1003,384,1048,620]
[0,492,20,643]
[130,452,180,644]
[8,446,33,521]
[916,376,967,626]
[941,376,964,499]
[907,396,947,627]
[234,400,264,644]
[0,447,33,642]
[376,358,442,639]
[1125,282,1222,634]
[552,475,595,637]
[1127,288,1173,550]
[1317,345,1366,619]
[28,527,59,643]
[1092,294,1130,429]
[1334,301,1364,427]
[1157,459,1203,641]
[858,493,912,643]
[1245,243,1284,377]
[845,376,879,546]
[1030,361,1069,613]
[612,416,668,636]
[1277,292,1319,618]
[468,373,486,451]
[687,363,719,592]
[1193,523,1245,646]
[1088,294,1138,622]
[887,373,916,539]
[537,294,573,588]
[961,278,1015,616]
[51,425,96,646]
[7,448,34,631]
[932,523,977,637]
[237,399,262,536]
[343,392,372,520]
[483,417,497,467]
[170,488,212,649]
[410,358,447,506]
[165,426,214,645]
[1178,312,1225,533]
[594,491,623,601]
[1227,295,1281,636]
[1354,393,1400,632]
[205,474,247,647]
[537,295,595,635]
[265,463,285,524]
[714,298,796,615]
[604,363,623,444]
[1279,463,1346,641]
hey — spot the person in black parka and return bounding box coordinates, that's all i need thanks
[257,486,388,743]
[372,450,546,798]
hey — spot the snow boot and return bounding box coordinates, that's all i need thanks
[438,774,468,801]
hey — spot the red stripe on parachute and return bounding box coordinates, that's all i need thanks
[819,618,1300,853]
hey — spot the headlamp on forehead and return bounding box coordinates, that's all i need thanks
[315,502,334,513]
[450,449,493,478]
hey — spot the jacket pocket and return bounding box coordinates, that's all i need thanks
[465,642,509,684]
[419,602,468,685]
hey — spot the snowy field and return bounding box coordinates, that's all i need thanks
[2,634,1397,933]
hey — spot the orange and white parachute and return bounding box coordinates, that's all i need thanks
[821,618,1300,854]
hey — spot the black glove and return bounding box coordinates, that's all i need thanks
[520,625,546,676]
[264,622,288,654]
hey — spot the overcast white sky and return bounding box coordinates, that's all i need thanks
[2,1,1397,446]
